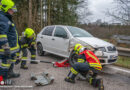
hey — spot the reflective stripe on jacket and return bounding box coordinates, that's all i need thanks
[79,50,102,71]
[19,36,36,48]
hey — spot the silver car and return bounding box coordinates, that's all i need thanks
[36,25,118,65]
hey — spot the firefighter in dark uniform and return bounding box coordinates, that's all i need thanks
[0,0,20,85]
[65,44,103,88]
[16,28,38,69]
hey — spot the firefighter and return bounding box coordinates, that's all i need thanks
[16,28,38,70]
[65,44,103,87]
[0,0,20,85]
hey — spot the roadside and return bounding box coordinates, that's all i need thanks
[103,38,130,69]
[114,56,130,69]
[102,65,130,78]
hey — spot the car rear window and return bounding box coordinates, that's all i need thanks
[42,26,54,36]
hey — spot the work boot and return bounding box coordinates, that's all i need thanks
[90,78,104,88]
[8,71,20,79]
[8,64,20,78]
[64,70,77,83]
[21,61,28,69]
[30,61,38,64]
[64,77,75,83]
[97,79,104,88]
[20,65,28,70]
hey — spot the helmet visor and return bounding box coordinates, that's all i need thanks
[11,5,17,12]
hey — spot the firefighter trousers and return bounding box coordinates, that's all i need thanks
[21,46,36,66]
[72,62,98,78]
[0,54,16,79]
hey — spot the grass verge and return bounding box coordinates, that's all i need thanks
[114,56,130,69]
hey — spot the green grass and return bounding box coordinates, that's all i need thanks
[114,56,130,69]
[103,39,109,42]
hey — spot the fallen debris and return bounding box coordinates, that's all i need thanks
[31,72,54,86]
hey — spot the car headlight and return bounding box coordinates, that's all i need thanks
[95,51,104,56]
[98,47,106,52]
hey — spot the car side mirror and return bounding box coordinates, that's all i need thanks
[94,51,104,56]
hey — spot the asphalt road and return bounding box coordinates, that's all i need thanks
[0,53,130,90]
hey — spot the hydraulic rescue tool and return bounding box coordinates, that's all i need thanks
[18,59,70,67]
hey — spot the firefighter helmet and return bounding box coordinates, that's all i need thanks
[0,0,17,12]
[74,43,84,54]
[24,28,35,38]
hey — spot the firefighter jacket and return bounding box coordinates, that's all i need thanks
[19,36,36,49]
[0,11,19,54]
[78,50,102,71]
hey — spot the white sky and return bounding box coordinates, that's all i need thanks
[88,0,114,23]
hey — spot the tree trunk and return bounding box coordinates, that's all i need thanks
[47,0,51,25]
[41,0,43,29]
[29,0,32,28]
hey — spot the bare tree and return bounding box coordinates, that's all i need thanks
[107,0,130,25]
[76,0,92,24]
[29,0,32,28]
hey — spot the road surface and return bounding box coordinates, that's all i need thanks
[0,53,130,90]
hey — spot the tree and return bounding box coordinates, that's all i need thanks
[13,0,40,34]
[107,0,130,25]
[76,0,92,24]
[12,0,90,34]
[29,0,32,27]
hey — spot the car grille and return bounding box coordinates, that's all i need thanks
[108,59,117,63]
[99,59,105,63]
[107,46,116,51]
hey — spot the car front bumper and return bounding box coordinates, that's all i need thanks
[98,51,118,65]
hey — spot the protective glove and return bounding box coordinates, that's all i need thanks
[4,48,11,57]
[15,58,21,65]
[2,43,11,57]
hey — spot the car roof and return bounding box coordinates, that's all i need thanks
[45,25,75,27]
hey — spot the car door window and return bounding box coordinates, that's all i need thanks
[54,27,67,38]
[42,26,54,36]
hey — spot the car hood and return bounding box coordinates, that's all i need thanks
[76,37,113,47]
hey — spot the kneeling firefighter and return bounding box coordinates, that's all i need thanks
[65,44,103,88]
[16,28,38,69]
[0,0,20,85]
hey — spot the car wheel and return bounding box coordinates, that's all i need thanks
[37,43,45,56]
[68,50,78,66]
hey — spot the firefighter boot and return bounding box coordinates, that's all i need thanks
[20,65,28,69]
[20,61,28,69]
[97,79,104,90]
[30,55,38,64]
[8,64,20,78]
[89,77,104,89]
[64,71,77,83]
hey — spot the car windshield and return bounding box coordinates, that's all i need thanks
[67,26,93,37]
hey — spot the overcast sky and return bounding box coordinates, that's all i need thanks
[88,0,114,23]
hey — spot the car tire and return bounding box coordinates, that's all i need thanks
[37,43,45,56]
[68,50,78,66]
